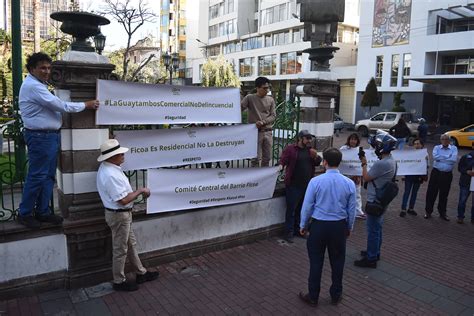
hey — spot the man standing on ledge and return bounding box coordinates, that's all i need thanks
[97,139,159,292]
[241,77,276,167]
[18,52,99,229]
[298,148,356,307]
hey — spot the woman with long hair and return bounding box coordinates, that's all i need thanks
[340,133,366,219]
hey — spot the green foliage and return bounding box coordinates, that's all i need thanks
[201,55,240,88]
[360,77,380,112]
[391,91,406,112]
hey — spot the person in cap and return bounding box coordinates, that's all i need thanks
[279,130,322,243]
[298,148,356,307]
[241,76,276,167]
[96,139,159,292]
[17,52,100,229]
[354,130,397,268]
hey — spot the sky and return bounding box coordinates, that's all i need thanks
[83,0,162,51]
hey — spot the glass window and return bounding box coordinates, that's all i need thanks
[258,54,277,76]
[209,46,220,56]
[390,54,399,87]
[293,28,302,42]
[385,113,397,121]
[371,114,385,121]
[402,54,411,86]
[265,34,272,47]
[239,57,253,77]
[280,52,301,75]
[375,55,383,86]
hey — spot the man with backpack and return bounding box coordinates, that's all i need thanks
[354,130,397,269]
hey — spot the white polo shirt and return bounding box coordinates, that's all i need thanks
[97,162,134,210]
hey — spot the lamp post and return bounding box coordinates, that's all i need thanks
[162,52,179,84]
[94,31,106,55]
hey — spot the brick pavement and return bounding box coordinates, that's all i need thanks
[1,131,473,315]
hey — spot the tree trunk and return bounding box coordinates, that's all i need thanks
[33,0,41,52]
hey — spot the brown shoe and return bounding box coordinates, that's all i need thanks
[457,218,464,224]
[136,271,159,284]
[113,281,138,292]
[298,292,318,307]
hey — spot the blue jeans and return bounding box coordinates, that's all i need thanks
[457,186,474,220]
[285,185,306,234]
[19,130,60,217]
[396,138,406,150]
[366,213,383,261]
[401,177,421,210]
[306,219,346,301]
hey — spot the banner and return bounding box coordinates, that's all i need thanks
[147,167,279,213]
[339,148,428,176]
[115,125,258,171]
[96,79,241,125]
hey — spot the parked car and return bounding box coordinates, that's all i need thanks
[334,113,345,132]
[446,124,474,148]
[355,112,419,137]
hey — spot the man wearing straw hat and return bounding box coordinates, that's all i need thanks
[97,139,159,292]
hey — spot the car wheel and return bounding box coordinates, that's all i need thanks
[358,126,369,137]
[450,137,459,147]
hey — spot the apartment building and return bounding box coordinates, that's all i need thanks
[355,0,474,128]
[161,0,187,79]
[187,0,360,124]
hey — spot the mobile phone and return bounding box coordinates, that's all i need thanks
[358,146,365,159]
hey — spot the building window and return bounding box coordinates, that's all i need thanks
[441,55,474,75]
[224,42,237,54]
[239,57,253,77]
[293,28,303,42]
[390,54,399,87]
[437,16,474,34]
[402,53,411,86]
[280,52,302,74]
[261,3,288,26]
[273,31,290,45]
[225,0,234,14]
[179,41,186,51]
[209,45,220,56]
[264,34,272,47]
[375,55,383,86]
[258,54,277,75]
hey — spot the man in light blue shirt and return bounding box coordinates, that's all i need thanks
[424,133,458,221]
[18,52,99,229]
[298,148,356,307]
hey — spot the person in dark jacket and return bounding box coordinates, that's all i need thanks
[417,118,428,144]
[279,130,322,243]
[457,144,474,224]
[389,118,411,150]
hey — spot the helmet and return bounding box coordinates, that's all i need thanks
[368,129,397,156]
[418,118,426,123]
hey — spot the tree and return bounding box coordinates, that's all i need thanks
[360,77,380,114]
[391,92,406,112]
[100,0,157,81]
[201,55,240,88]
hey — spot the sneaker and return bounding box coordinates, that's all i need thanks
[18,215,41,229]
[35,214,63,225]
[113,281,138,292]
[284,233,294,243]
[424,213,431,219]
[407,209,418,216]
[457,218,464,224]
[360,250,380,261]
[136,271,159,284]
[439,215,450,221]
[356,214,367,220]
[298,292,318,307]
[399,211,406,217]
[331,296,342,305]
[354,257,377,268]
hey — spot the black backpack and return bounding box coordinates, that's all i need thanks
[374,163,399,207]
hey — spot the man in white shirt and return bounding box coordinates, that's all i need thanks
[97,139,159,292]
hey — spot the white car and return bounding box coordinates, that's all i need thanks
[355,112,419,137]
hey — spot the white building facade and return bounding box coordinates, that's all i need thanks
[186,0,360,124]
[355,0,474,128]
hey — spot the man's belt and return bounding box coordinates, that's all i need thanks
[25,128,60,134]
[105,208,132,212]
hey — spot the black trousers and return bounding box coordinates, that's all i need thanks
[306,219,347,301]
[425,168,453,216]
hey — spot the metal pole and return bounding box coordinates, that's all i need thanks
[169,68,173,85]
[11,0,23,103]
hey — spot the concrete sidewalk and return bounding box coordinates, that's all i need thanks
[2,131,473,315]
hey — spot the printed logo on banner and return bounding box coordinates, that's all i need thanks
[187,130,197,138]
[218,171,226,179]
[172,87,180,95]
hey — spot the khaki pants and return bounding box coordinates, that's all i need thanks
[105,211,147,284]
[251,130,273,167]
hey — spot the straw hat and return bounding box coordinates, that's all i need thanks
[97,139,129,162]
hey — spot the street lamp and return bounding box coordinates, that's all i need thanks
[94,31,106,55]
[162,52,179,84]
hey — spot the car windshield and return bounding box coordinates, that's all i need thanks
[401,113,414,122]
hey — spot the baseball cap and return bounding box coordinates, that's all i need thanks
[298,130,315,138]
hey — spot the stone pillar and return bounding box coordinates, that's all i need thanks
[292,72,339,152]
[50,60,119,287]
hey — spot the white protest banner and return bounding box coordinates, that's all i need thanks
[115,125,257,171]
[339,148,428,176]
[147,167,279,213]
[96,79,241,125]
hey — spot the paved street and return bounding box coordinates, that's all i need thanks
[1,131,474,315]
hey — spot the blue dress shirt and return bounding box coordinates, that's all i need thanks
[300,169,357,231]
[19,74,86,130]
[432,144,458,172]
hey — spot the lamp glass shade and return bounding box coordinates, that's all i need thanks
[94,32,106,53]
[162,52,171,67]
[172,53,180,69]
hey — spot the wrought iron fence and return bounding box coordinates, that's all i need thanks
[0,97,301,220]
